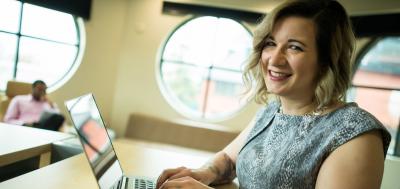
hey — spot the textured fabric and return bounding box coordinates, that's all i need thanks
[236,101,391,189]
[4,94,59,125]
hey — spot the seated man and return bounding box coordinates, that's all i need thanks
[3,80,65,131]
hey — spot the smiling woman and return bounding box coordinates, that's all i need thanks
[155,0,391,189]
[0,0,85,92]
[260,16,319,108]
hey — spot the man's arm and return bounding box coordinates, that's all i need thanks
[42,95,59,112]
[3,97,24,125]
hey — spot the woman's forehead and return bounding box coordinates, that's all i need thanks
[270,16,316,42]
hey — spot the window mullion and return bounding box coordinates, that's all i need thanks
[13,2,24,79]
[201,66,213,119]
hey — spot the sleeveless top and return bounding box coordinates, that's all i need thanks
[236,101,391,189]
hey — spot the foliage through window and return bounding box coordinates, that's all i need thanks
[0,0,83,91]
[158,16,252,120]
[347,37,400,156]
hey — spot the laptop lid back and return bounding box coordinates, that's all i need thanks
[65,93,123,189]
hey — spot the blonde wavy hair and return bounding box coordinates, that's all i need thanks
[243,0,355,109]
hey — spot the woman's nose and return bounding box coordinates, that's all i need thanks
[268,48,286,66]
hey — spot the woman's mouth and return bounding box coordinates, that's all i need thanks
[268,70,291,81]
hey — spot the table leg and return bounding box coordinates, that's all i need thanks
[39,152,51,168]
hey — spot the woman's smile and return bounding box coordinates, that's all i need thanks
[268,70,292,81]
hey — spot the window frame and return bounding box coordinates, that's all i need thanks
[351,36,400,156]
[156,15,253,122]
[0,1,85,93]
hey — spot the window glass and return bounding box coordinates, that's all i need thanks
[159,16,252,121]
[162,62,209,117]
[22,3,78,45]
[17,37,78,85]
[163,17,220,68]
[0,33,18,90]
[205,69,244,119]
[353,37,400,89]
[212,18,252,70]
[0,0,21,33]
[348,37,400,155]
[0,2,83,91]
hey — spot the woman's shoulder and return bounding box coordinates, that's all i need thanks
[326,102,382,127]
[321,102,391,156]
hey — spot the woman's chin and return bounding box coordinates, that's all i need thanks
[267,86,285,95]
[267,89,287,96]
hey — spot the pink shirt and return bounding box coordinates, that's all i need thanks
[3,94,59,125]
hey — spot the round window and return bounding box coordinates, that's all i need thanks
[0,0,85,92]
[158,16,252,121]
[347,37,400,155]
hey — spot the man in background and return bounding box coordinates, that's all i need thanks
[3,80,65,131]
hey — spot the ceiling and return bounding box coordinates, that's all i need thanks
[166,0,400,16]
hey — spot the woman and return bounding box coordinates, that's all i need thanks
[156,0,391,188]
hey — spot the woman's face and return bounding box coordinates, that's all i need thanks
[261,16,319,99]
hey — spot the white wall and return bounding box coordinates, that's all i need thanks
[51,0,128,126]
[109,0,260,136]
[49,0,260,136]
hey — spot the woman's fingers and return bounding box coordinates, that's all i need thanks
[156,167,186,188]
[160,176,211,189]
[167,168,194,181]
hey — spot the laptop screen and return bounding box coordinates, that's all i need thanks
[65,94,123,189]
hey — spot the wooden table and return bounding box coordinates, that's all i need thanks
[0,139,239,188]
[0,122,74,167]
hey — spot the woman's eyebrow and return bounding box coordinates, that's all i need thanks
[266,36,308,48]
[288,38,307,47]
[266,36,275,41]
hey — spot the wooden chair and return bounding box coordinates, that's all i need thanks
[0,81,32,121]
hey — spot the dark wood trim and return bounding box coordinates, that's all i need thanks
[162,1,264,23]
[351,13,400,37]
[163,1,400,37]
[20,0,92,20]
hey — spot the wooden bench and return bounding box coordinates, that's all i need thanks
[125,114,239,152]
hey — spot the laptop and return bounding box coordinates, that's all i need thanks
[65,93,156,189]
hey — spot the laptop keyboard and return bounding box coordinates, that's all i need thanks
[126,178,155,189]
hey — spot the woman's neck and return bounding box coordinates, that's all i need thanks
[279,97,344,116]
[279,97,317,116]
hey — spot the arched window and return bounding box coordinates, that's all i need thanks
[0,0,85,91]
[158,16,252,121]
[347,37,400,155]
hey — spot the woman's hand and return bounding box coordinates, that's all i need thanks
[156,166,215,189]
[159,176,214,189]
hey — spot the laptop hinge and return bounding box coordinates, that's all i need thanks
[120,176,127,189]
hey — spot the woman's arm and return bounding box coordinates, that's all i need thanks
[203,116,257,185]
[156,115,258,188]
[315,130,385,189]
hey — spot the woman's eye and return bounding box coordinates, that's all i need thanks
[264,41,275,47]
[288,45,303,51]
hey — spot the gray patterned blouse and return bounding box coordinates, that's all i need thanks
[236,101,391,189]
